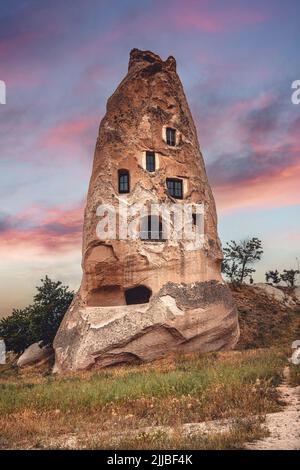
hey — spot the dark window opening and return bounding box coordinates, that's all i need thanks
[146,151,156,172]
[166,127,176,146]
[166,178,183,199]
[192,213,197,225]
[118,170,130,193]
[125,285,152,305]
[140,215,164,240]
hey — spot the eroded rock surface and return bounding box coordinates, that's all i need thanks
[54,282,238,371]
[54,49,239,372]
[255,283,295,306]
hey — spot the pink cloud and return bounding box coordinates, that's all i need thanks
[215,157,300,214]
[0,202,85,255]
[196,89,300,214]
[0,32,39,59]
[39,115,98,156]
[196,92,276,157]
[170,0,267,33]
[75,1,268,64]
[2,65,47,88]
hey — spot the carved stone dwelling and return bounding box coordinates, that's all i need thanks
[53,49,239,372]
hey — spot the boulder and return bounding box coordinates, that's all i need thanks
[17,342,54,368]
[254,283,295,306]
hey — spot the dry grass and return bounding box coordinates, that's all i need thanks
[289,364,300,387]
[100,418,268,450]
[0,348,285,449]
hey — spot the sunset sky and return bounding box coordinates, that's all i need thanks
[0,0,299,315]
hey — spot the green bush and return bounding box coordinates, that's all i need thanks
[0,276,73,353]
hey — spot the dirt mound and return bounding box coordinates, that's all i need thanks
[231,285,300,350]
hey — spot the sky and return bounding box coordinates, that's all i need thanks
[0,0,299,315]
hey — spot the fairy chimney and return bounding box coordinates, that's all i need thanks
[53,49,239,372]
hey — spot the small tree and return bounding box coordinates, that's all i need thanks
[0,276,73,353]
[222,237,263,285]
[280,269,300,288]
[0,307,33,354]
[29,276,74,346]
[265,270,281,285]
[221,259,239,283]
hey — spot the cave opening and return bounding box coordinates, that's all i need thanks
[125,285,152,305]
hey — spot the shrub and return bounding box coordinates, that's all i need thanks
[0,276,73,353]
[280,269,299,287]
[265,270,281,285]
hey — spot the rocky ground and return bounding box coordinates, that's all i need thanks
[233,284,300,350]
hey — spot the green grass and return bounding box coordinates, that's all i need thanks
[0,349,286,449]
[0,349,284,417]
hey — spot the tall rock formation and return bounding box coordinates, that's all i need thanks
[53,49,239,372]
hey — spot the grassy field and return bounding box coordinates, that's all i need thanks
[0,348,286,449]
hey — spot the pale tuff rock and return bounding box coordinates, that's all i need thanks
[254,283,286,302]
[294,287,300,303]
[17,342,54,368]
[54,49,239,372]
[254,283,296,306]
